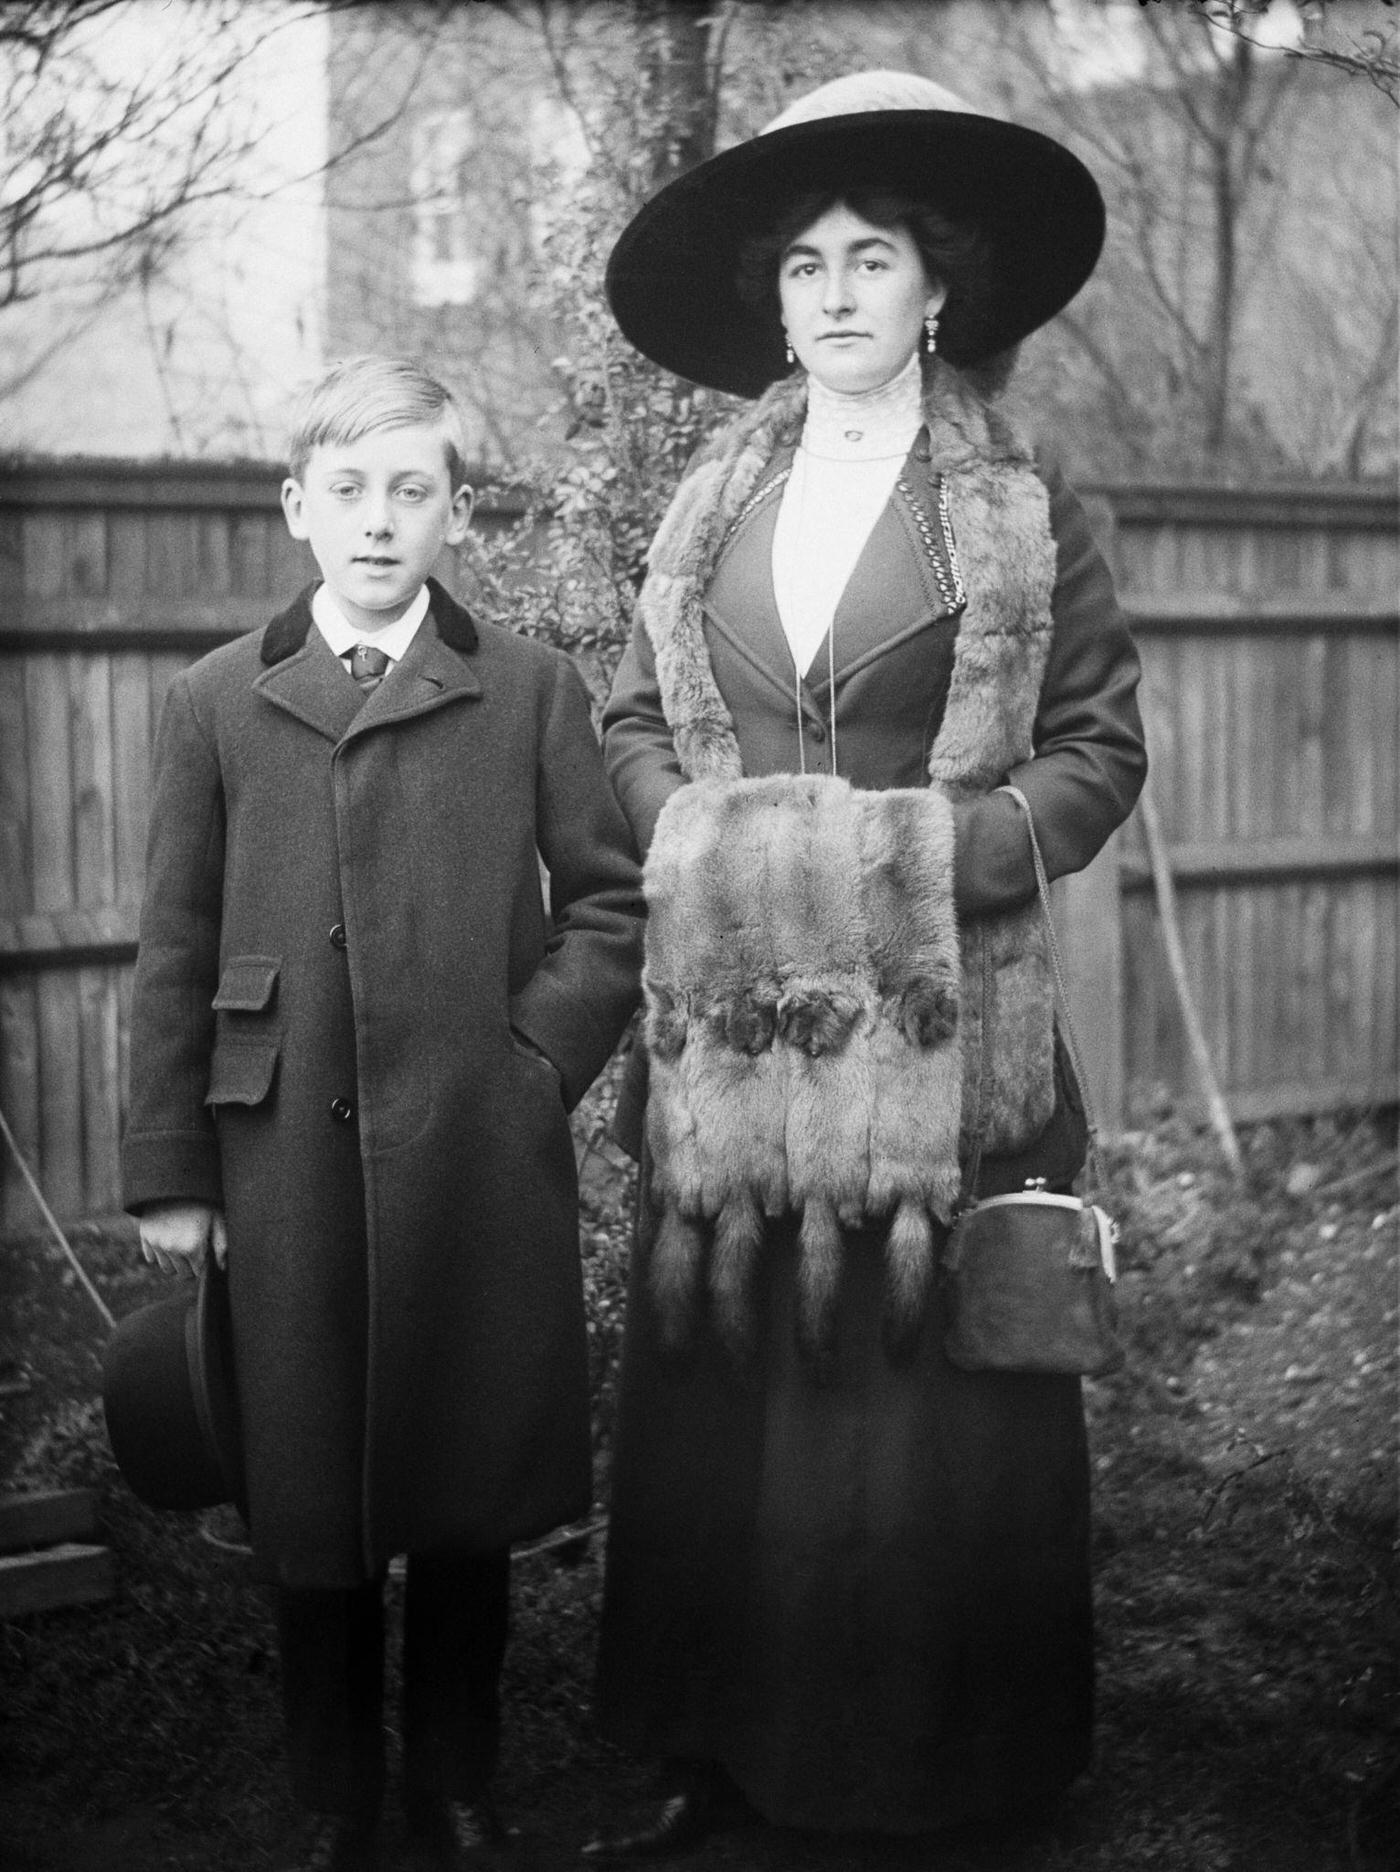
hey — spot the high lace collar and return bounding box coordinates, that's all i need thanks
[800,352,924,463]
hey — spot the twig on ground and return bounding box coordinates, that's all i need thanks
[1303,1155,1399,1204]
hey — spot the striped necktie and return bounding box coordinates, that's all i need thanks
[349,643,390,693]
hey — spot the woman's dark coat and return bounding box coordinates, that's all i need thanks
[604,446,1146,1174]
[594,442,1146,1833]
[123,582,644,1588]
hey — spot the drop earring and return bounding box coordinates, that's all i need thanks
[784,332,795,366]
[924,312,940,356]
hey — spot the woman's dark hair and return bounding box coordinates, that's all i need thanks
[736,188,994,361]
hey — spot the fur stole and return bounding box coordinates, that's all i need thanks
[636,363,1059,1364]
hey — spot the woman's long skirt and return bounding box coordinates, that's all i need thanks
[595,1175,1095,1835]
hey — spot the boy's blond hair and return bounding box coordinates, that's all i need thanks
[286,355,469,486]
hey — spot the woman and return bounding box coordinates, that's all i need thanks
[586,71,1147,1858]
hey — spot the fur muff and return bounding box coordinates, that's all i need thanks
[635,361,1061,1363]
[642,777,960,1361]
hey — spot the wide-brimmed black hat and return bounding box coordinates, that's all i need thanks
[103,1255,244,1514]
[606,69,1105,398]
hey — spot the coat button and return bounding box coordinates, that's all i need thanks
[329,923,347,949]
[329,1096,354,1123]
[808,720,826,742]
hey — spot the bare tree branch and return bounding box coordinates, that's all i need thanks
[1194,0,1400,107]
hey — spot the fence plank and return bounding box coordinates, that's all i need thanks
[0,648,30,915]
[1235,630,1266,843]
[1232,886,1259,1094]
[1225,1079,1398,1125]
[0,975,41,1232]
[0,507,21,606]
[1057,834,1125,1131]
[0,1543,115,1617]
[1119,833,1398,889]
[1322,635,1355,838]
[0,593,270,637]
[1370,635,1399,839]
[1377,887,1398,1098]
[1296,638,1327,841]
[147,653,188,752]
[35,969,84,1216]
[230,512,271,596]
[107,510,147,602]
[1300,883,1328,1086]
[117,962,133,1162]
[24,659,74,913]
[70,651,116,908]
[0,1490,98,1552]
[1179,641,1210,848]
[78,965,122,1214]
[144,511,195,601]
[0,905,139,965]
[22,512,66,601]
[1127,597,1396,633]
[66,511,108,597]
[196,511,233,596]
[111,653,152,906]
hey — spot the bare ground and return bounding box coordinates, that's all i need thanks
[0,1113,1395,1872]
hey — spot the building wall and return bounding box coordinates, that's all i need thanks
[324,3,593,468]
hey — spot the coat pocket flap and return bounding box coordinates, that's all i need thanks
[212,956,280,1013]
[205,1038,279,1107]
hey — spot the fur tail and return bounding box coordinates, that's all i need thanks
[797,1198,843,1378]
[709,1190,764,1361]
[882,1198,935,1359]
[649,1205,706,1353]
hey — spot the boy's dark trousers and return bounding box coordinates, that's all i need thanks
[273,1548,510,1818]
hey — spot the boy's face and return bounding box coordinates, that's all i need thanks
[281,423,472,633]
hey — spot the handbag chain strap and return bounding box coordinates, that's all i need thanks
[962,785,1107,1205]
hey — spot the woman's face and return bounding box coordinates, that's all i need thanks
[777,202,947,395]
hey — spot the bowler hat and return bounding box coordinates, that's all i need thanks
[606,69,1105,397]
[103,1256,244,1514]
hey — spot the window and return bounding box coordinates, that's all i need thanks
[411,108,481,306]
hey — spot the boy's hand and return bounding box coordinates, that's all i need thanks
[139,1203,228,1277]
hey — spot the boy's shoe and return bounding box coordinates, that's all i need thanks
[404,1791,517,1866]
[272,1810,379,1872]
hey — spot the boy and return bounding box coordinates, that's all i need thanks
[123,356,644,1871]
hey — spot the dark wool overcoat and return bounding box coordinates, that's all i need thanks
[594,443,1147,1833]
[123,581,644,1588]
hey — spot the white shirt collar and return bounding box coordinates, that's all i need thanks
[312,582,431,663]
[800,352,924,463]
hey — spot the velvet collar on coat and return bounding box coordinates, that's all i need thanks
[260,575,478,666]
[255,577,481,745]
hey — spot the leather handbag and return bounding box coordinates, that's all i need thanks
[942,787,1125,1377]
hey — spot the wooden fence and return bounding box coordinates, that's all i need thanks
[0,462,1396,1228]
[1064,482,1398,1130]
